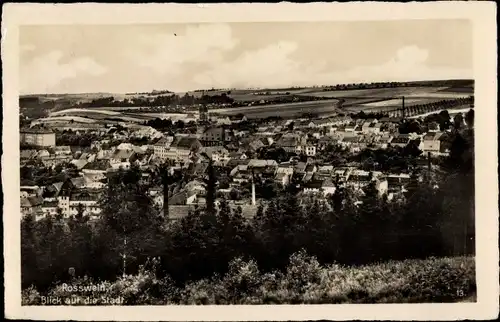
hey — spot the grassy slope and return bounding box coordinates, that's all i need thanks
[22,255,475,305]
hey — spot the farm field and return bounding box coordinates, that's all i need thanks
[44,108,153,124]
[299,86,449,98]
[93,106,172,111]
[437,85,474,93]
[24,81,474,122]
[33,116,97,124]
[180,88,315,100]
[50,108,121,116]
[361,98,425,107]
[183,85,473,103]
[211,99,341,119]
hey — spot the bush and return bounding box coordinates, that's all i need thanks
[25,252,474,305]
[21,285,42,305]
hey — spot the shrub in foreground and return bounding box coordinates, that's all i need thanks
[22,252,476,305]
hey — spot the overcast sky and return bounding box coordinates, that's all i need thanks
[19,20,473,94]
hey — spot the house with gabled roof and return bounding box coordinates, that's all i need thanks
[165,137,202,163]
[346,170,388,196]
[109,149,136,169]
[82,160,109,189]
[422,132,444,155]
[321,178,336,195]
[390,134,411,148]
[303,179,323,194]
[199,127,226,146]
[386,173,411,194]
[20,149,38,160]
[41,200,59,217]
[21,196,43,217]
[275,165,294,187]
[200,146,230,165]
[230,164,252,184]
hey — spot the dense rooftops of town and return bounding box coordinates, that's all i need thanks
[20,98,474,223]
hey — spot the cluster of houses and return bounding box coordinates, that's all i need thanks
[20,112,457,222]
[21,179,101,221]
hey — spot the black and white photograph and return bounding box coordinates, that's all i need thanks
[2,2,498,321]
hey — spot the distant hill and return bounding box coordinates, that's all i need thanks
[20,80,473,99]
[19,79,473,119]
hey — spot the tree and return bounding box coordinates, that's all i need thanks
[229,188,240,200]
[465,109,474,128]
[453,113,464,130]
[98,167,164,278]
[204,159,217,216]
[21,214,39,288]
[444,132,470,173]
[157,163,170,218]
[437,110,451,130]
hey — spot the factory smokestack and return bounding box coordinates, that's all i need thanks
[251,170,256,206]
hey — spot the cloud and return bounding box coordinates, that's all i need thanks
[21,34,471,94]
[395,45,429,64]
[192,41,328,90]
[191,44,472,90]
[343,45,472,83]
[125,23,239,76]
[20,50,108,94]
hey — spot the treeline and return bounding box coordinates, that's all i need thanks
[126,89,174,96]
[350,111,389,120]
[355,97,473,119]
[143,118,196,132]
[21,129,474,293]
[20,161,79,187]
[238,95,336,107]
[321,79,474,91]
[74,93,235,109]
[396,97,473,117]
[55,131,101,147]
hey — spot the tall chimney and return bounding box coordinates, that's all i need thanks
[251,172,256,206]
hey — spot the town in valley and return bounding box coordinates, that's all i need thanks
[19,75,475,305]
[20,80,474,223]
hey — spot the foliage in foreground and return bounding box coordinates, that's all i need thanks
[22,251,475,305]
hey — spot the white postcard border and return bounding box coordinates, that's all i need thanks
[2,2,498,320]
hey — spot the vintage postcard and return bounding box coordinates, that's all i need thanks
[2,2,498,321]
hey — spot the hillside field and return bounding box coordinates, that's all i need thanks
[22,80,474,122]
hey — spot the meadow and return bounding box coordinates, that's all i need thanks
[211,99,341,119]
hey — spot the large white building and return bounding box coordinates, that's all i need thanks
[153,136,174,160]
[20,128,56,147]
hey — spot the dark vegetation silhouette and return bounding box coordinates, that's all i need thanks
[21,128,474,301]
